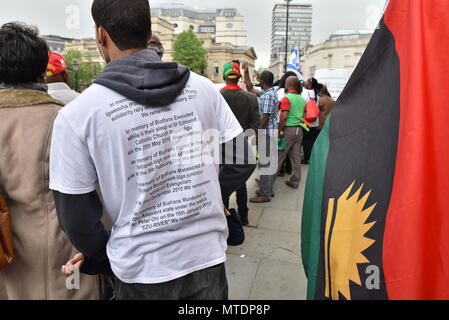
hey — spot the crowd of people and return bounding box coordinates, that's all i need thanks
[0,0,335,300]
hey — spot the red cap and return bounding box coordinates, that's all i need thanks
[47,52,68,76]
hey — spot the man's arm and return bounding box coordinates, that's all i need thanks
[219,135,257,201]
[260,113,270,130]
[249,95,261,133]
[278,97,290,133]
[278,111,289,133]
[241,61,259,96]
[53,190,112,276]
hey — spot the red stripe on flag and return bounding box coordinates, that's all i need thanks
[383,0,449,299]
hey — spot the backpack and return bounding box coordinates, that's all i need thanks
[305,93,320,122]
[0,190,13,269]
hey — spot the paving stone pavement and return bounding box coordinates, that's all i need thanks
[225,165,309,300]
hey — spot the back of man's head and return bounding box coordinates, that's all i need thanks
[0,22,48,85]
[92,0,151,50]
[285,76,300,92]
[260,71,274,87]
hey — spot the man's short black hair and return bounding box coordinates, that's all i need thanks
[92,0,152,50]
[260,71,274,87]
[0,22,48,85]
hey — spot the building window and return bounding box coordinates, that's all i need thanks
[309,65,316,77]
[226,23,233,29]
[214,62,219,76]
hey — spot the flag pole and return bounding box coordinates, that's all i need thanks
[284,0,292,74]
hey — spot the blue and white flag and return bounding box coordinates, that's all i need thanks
[287,47,304,81]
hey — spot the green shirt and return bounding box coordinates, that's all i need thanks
[284,93,306,127]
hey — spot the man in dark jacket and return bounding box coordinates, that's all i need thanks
[50,0,255,300]
[220,62,260,225]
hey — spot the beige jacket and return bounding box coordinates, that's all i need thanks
[0,89,101,300]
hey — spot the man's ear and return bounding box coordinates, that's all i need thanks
[63,71,70,85]
[36,72,46,84]
[147,30,153,45]
[97,26,108,47]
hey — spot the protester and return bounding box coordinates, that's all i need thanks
[276,71,298,177]
[49,0,255,300]
[148,33,164,59]
[220,62,260,225]
[302,77,322,164]
[0,22,101,300]
[46,52,80,104]
[241,62,278,203]
[317,85,336,130]
[276,76,307,189]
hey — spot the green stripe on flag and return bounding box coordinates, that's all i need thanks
[301,112,331,300]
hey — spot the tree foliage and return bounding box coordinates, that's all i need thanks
[63,49,104,91]
[172,29,207,74]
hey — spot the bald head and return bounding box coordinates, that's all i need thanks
[148,33,164,58]
[285,76,299,92]
[150,33,161,44]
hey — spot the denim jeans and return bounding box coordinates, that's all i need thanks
[114,263,228,300]
[259,134,277,198]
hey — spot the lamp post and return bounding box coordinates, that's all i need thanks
[284,0,292,74]
[72,59,79,92]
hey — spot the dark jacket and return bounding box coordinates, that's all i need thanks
[221,88,260,132]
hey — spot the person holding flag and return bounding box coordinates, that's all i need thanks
[301,0,449,300]
[287,47,304,81]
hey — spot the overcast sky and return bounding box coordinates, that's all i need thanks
[0,0,387,68]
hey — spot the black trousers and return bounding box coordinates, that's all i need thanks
[302,127,320,162]
[115,263,228,300]
[223,183,249,216]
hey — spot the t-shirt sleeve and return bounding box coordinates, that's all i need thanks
[302,91,311,103]
[279,97,291,111]
[213,86,243,144]
[49,113,98,195]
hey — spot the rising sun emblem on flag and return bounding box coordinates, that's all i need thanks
[324,182,377,300]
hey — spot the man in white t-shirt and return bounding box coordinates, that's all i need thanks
[49,0,255,300]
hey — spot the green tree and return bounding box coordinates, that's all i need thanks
[63,49,104,91]
[172,29,207,74]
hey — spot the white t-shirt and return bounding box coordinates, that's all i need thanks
[47,82,80,105]
[49,72,243,284]
[302,89,320,128]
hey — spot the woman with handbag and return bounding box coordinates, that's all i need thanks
[301,78,323,164]
[0,22,102,300]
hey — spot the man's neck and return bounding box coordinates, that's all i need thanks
[262,85,272,91]
[109,48,146,62]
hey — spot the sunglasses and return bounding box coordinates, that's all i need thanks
[148,42,165,54]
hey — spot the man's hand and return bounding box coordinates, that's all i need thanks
[224,205,231,217]
[61,253,84,277]
[241,61,259,96]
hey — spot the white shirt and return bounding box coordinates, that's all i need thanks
[49,72,243,283]
[302,89,320,128]
[47,82,80,105]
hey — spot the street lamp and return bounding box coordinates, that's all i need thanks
[72,59,79,92]
[284,0,292,74]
